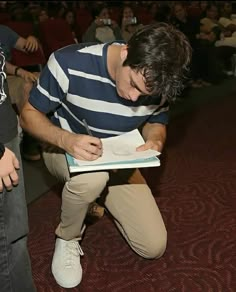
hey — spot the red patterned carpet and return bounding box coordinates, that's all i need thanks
[28,94,236,292]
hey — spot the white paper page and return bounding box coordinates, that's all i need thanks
[75,129,160,166]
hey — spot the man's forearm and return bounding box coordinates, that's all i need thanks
[142,122,167,145]
[20,103,70,150]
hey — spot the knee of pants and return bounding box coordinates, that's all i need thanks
[65,172,109,203]
[138,230,167,260]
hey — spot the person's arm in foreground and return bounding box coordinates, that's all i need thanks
[5,61,38,82]
[14,35,39,52]
[137,122,167,153]
[0,146,19,192]
[20,102,102,161]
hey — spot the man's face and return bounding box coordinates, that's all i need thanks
[115,66,150,101]
[115,46,151,101]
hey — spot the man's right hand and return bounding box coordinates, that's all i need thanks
[63,133,103,161]
[0,148,19,192]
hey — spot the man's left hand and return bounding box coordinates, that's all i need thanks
[136,139,163,153]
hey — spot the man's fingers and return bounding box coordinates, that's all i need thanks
[86,144,103,156]
[74,148,101,161]
[136,144,149,151]
[136,140,162,152]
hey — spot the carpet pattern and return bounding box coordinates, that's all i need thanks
[28,94,236,292]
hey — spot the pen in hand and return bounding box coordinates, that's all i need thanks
[82,119,102,156]
[82,119,93,136]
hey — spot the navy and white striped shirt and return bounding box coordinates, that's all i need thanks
[29,42,169,139]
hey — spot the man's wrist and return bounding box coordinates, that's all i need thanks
[0,143,5,159]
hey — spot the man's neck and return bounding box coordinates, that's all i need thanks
[107,44,123,82]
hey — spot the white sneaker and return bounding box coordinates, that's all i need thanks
[51,238,84,288]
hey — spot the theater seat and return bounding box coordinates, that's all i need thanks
[11,45,46,70]
[5,20,34,38]
[38,18,76,59]
[0,12,11,24]
[75,8,93,42]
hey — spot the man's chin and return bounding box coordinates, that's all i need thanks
[117,90,129,100]
[122,96,130,101]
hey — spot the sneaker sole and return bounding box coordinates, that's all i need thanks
[52,266,82,288]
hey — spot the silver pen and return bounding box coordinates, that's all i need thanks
[82,119,93,136]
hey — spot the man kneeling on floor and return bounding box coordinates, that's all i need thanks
[20,23,192,288]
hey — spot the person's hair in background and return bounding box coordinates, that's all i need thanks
[199,1,208,18]
[121,5,136,23]
[123,22,192,101]
[6,2,26,21]
[62,9,79,43]
[147,2,161,22]
[63,9,76,27]
[154,4,172,23]
[205,3,219,22]
[38,8,49,23]
[47,1,68,19]
[91,3,111,24]
[25,1,42,23]
[219,1,233,17]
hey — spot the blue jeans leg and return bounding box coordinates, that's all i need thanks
[0,136,36,292]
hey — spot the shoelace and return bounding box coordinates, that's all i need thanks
[65,241,84,268]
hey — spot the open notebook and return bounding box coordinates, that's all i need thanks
[59,117,161,173]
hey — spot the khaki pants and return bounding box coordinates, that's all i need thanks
[43,151,167,259]
[7,73,40,113]
[7,75,25,112]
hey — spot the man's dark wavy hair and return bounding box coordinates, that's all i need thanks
[123,22,192,102]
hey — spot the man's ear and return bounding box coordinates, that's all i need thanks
[120,45,128,62]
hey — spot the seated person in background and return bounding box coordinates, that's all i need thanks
[218,1,236,36]
[62,9,79,44]
[171,2,212,88]
[0,24,39,110]
[120,4,143,42]
[215,1,236,48]
[171,2,199,48]
[198,3,222,46]
[0,24,38,59]
[33,6,49,37]
[0,24,41,161]
[6,61,38,112]
[82,3,123,43]
[198,3,236,80]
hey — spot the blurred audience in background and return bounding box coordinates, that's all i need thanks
[82,2,122,43]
